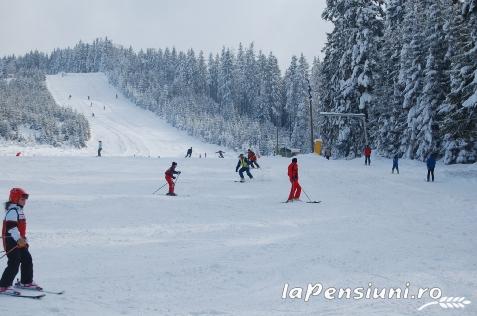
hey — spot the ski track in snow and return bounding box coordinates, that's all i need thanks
[0,73,475,315]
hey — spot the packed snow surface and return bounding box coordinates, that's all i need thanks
[0,73,475,315]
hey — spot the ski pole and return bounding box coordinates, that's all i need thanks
[0,245,18,260]
[152,183,168,194]
[301,187,313,203]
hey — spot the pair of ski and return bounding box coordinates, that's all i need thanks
[0,282,64,299]
[282,200,321,204]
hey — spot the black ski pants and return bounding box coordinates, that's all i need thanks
[427,168,435,182]
[0,240,33,287]
[238,167,253,179]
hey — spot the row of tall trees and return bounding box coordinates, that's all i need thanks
[1,38,317,154]
[320,0,476,163]
[1,0,475,162]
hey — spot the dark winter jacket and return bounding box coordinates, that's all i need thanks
[236,157,250,171]
[393,156,399,166]
[426,157,436,169]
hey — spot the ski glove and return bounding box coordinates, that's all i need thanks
[177,171,181,174]
[17,238,27,248]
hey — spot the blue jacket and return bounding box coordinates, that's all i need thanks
[393,156,399,166]
[426,157,436,169]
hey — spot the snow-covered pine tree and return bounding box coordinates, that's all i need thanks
[320,0,384,158]
[375,0,407,157]
[284,55,299,139]
[394,1,427,158]
[310,57,324,144]
[411,0,450,160]
[437,0,477,163]
[290,54,311,153]
[218,48,235,119]
[207,53,220,104]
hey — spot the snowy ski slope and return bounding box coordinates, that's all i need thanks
[1,72,220,157]
[0,73,475,315]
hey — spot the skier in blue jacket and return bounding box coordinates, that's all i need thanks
[426,154,436,182]
[392,154,399,174]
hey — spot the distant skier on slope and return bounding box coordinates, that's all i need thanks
[324,147,331,160]
[364,145,372,166]
[97,141,102,157]
[426,154,436,182]
[0,188,41,294]
[216,150,225,158]
[165,162,181,196]
[185,147,192,158]
[287,158,301,202]
[392,154,399,174]
[235,154,253,182]
[247,149,260,169]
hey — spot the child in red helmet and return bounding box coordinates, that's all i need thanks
[0,188,41,294]
[165,162,181,196]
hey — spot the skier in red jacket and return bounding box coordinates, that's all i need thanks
[364,145,372,166]
[0,188,41,294]
[165,162,181,196]
[287,158,301,202]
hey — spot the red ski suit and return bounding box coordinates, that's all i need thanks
[364,146,371,157]
[287,162,301,201]
[165,166,179,194]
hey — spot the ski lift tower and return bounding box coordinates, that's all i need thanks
[319,112,369,145]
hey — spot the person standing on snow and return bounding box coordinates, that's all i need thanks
[165,162,181,196]
[364,145,372,166]
[216,150,225,158]
[287,158,301,202]
[426,154,436,182]
[0,188,41,294]
[247,149,260,169]
[98,140,103,157]
[235,154,253,182]
[185,147,192,158]
[392,154,399,174]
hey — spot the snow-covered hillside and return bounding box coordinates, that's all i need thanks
[1,73,220,157]
[0,72,475,315]
[0,153,475,315]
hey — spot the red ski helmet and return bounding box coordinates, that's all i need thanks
[9,188,29,204]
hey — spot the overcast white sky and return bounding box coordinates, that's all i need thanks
[0,0,332,71]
